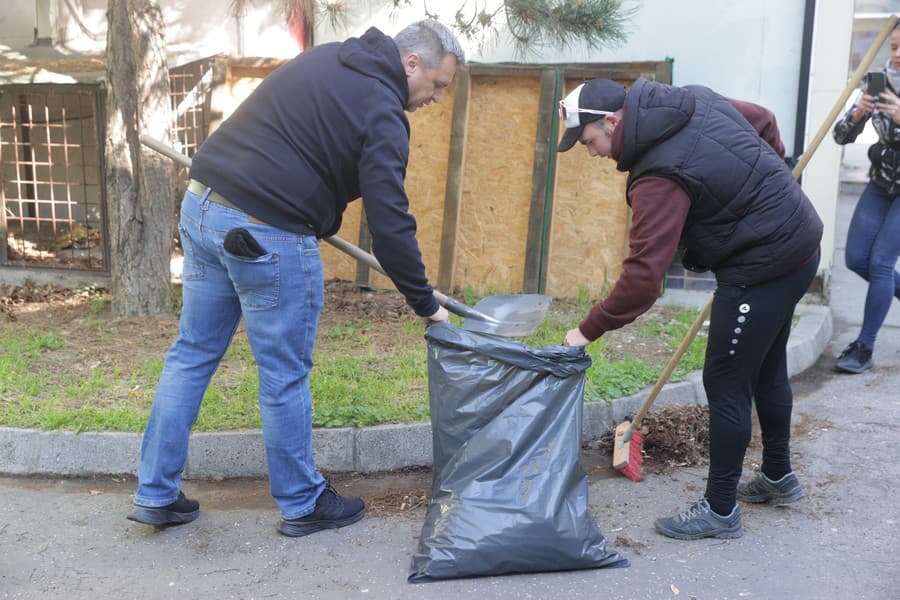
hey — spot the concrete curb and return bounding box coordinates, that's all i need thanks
[0,304,832,479]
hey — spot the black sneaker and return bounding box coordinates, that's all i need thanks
[127,491,200,526]
[835,340,873,374]
[277,484,365,537]
[737,468,803,505]
[654,498,743,540]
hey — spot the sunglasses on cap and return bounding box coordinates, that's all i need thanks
[558,100,614,126]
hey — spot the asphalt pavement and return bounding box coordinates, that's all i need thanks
[1,187,898,599]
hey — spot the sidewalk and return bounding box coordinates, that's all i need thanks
[1,188,898,599]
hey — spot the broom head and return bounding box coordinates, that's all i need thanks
[612,420,644,482]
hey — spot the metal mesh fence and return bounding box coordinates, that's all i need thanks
[0,57,216,273]
[0,84,107,271]
[169,56,215,158]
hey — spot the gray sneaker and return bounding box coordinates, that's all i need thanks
[736,468,803,505]
[655,498,743,540]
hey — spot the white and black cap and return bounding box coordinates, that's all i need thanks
[557,79,627,152]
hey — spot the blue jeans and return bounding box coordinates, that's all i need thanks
[135,189,326,519]
[845,182,900,349]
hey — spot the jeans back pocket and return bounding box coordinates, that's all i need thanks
[223,251,280,311]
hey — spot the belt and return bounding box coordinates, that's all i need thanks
[187,179,269,226]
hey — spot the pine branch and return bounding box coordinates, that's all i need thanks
[312,1,352,30]
[503,0,635,53]
[268,1,634,57]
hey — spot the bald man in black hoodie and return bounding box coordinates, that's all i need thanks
[128,21,465,538]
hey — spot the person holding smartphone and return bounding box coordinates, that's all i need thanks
[832,24,900,374]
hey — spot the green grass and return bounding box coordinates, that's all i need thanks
[0,289,709,432]
[310,319,430,427]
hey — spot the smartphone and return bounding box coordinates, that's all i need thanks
[868,71,886,97]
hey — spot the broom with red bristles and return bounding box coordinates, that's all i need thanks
[613,299,712,481]
[613,12,900,481]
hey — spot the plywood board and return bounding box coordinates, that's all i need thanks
[321,200,362,282]
[220,60,667,300]
[454,75,542,294]
[347,80,456,292]
[545,78,630,299]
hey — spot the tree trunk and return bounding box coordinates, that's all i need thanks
[286,0,314,50]
[105,0,176,316]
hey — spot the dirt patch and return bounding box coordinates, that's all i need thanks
[1,282,829,517]
[587,403,825,481]
[321,279,411,323]
[588,406,714,476]
[0,280,697,400]
[614,533,648,555]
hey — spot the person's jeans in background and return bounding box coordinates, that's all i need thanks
[134,189,326,519]
[844,182,900,349]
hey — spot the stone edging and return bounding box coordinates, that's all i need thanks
[0,305,832,479]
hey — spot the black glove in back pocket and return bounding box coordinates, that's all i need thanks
[224,227,267,258]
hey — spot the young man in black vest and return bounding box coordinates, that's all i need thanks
[558,78,823,540]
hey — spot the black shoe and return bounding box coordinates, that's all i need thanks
[277,484,365,537]
[835,340,873,374]
[127,491,200,526]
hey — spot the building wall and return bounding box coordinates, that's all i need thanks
[4,1,301,63]
[315,1,806,157]
[1,0,39,49]
[803,0,856,280]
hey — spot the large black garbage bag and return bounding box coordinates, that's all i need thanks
[409,323,628,582]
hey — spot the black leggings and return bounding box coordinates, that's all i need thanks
[702,252,820,515]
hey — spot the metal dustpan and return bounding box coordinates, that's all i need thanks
[324,237,550,338]
[444,292,552,337]
[138,135,551,337]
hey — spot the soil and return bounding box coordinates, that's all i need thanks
[0,279,688,386]
[1,281,721,517]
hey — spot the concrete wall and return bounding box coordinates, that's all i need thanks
[32,0,301,63]
[316,0,806,157]
[802,0,856,279]
[0,0,39,49]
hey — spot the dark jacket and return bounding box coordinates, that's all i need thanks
[189,27,438,317]
[621,78,823,286]
[833,77,900,194]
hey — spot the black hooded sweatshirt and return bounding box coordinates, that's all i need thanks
[189,27,439,317]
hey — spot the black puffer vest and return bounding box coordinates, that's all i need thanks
[620,79,823,286]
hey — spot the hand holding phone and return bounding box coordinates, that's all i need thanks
[868,71,886,98]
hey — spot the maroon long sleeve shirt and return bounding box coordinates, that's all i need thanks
[578,99,787,341]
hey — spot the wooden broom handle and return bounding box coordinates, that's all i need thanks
[630,298,711,430]
[629,14,899,431]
